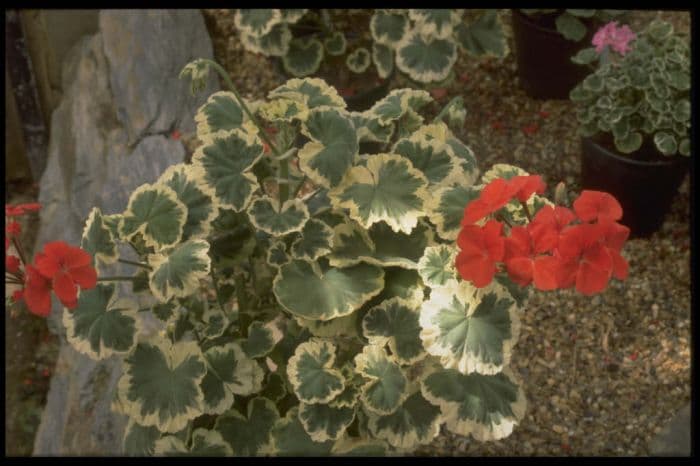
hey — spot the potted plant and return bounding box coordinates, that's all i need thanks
[511,9,627,99]
[6,56,631,456]
[233,9,508,110]
[569,19,690,238]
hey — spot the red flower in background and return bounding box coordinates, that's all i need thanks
[34,241,97,309]
[573,190,623,223]
[456,220,505,287]
[430,87,448,100]
[6,221,21,237]
[6,255,21,273]
[6,203,41,217]
[521,123,539,135]
[23,265,53,317]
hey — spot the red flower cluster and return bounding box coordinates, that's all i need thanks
[456,178,629,296]
[6,203,97,317]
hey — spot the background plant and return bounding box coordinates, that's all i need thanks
[520,9,627,42]
[46,56,629,456]
[234,9,508,85]
[569,19,690,156]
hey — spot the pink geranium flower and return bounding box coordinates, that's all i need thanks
[592,21,636,56]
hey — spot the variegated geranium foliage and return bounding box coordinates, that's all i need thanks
[233,9,508,84]
[69,59,551,457]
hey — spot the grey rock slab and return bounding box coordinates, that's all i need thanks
[649,403,691,456]
[100,9,218,145]
[32,8,218,456]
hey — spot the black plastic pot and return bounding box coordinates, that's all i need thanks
[580,136,689,238]
[511,9,596,100]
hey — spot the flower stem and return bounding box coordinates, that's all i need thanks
[519,200,533,222]
[117,258,152,270]
[198,58,289,205]
[97,276,136,282]
[11,236,28,267]
[293,176,309,199]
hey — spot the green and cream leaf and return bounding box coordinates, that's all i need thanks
[329,153,429,234]
[119,183,187,250]
[298,106,358,188]
[287,338,346,404]
[247,196,310,236]
[396,31,457,84]
[298,402,356,442]
[291,218,334,261]
[195,91,248,138]
[355,344,408,415]
[273,258,384,321]
[346,47,372,74]
[371,10,410,47]
[283,37,324,77]
[417,244,458,288]
[193,128,263,212]
[215,397,280,456]
[200,342,264,415]
[81,207,118,268]
[372,43,395,79]
[426,183,481,240]
[271,407,334,456]
[147,239,211,303]
[362,297,426,365]
[117,338,207,433]
[268,77,346,110]
[421,368,526,441]
[158,163,219,240]
[419,280,520,375]
[234,9,282,37]
[63,283,139,360]
[324,31,347,56]
[154,428,232,456]
[367,386,442,449]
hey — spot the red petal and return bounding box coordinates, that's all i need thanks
[12,289,23,302]
[533,255,560,290]
[555,256,579,289]
[481,178,515,210]
[6,221,21,236]
[24,265,52,317]
[457,224,484,250]
[43,241,73,261]
[34,251,60,279]
[576,260,611,295]
[457,252,497,288]
[573,190,623,222]
[52,271,78,307]
[600,220,630,252]
[6,255,21,273]
[64,245,93,269]
[506,257,533,287]
[554,206,576,228]
[582,243,613,274]
[70,264,98,289]
[17,202,42,212]
[482,220,505,261]
[508,175,546,203]
[609,249,629,280]
[462,198,490,225]
[504,226,531,262]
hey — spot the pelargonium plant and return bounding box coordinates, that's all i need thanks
[234,9,508,84]
[18,57,629,456]
[520,9,626,42]
[570,19,690,156]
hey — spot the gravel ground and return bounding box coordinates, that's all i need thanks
[204,9,692,456]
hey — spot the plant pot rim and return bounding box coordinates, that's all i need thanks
[582,136,688,167]
[512,9,569,38]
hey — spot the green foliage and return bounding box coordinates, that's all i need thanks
[521,9,626,42]
[233,9,508,84]
[570,19,690,157]
[70,64,540,456]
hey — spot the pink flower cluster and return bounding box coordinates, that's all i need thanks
[592,21,636,56]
